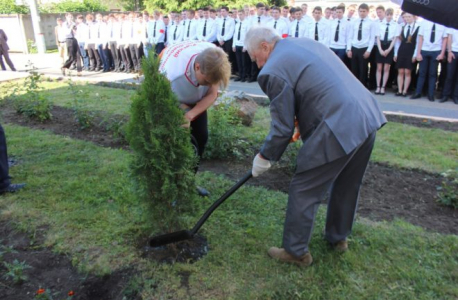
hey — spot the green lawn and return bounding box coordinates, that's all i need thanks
[1,124,457,299]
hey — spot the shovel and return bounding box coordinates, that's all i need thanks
[149,171,252,247]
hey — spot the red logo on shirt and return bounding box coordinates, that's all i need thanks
[282,34,288,38]
[160,29,165,33]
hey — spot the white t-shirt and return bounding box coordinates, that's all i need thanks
[159,41,215,104]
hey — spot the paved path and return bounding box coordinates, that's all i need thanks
[3,53,458,121]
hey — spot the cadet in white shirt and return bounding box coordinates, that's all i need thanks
[300,4,314,24]
[329,5,351,61]
[197,8,217,42]
[308,7,330,47]
[94,13,110,72]
[347,4,376,87]
[266,7,289,38]
[167,15,183,46]
[147,10,166,55]
[250,3,271,27]
[289,8,309,38]
[55,18,67,64]
[374,8,398,95]
[216,6,236,75]
[182,9,198,41]
[75,15,90,70]
[232,9,251,82]
[440,28,458,104]
[411,20,447,101]
[86,14,102,71]
[124,12,141,72]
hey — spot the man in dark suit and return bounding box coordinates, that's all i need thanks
[246,26,386,266]
[0,29,16,71]
[391,0,458,29]
[0,124,25,195]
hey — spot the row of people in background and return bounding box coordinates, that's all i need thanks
[55,2,458,104]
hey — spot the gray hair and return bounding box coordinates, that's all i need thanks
[244,26,281,53]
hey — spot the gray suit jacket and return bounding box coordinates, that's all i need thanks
[0,29,9,52]
[258,38,387,173]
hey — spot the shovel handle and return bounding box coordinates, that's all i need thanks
[190,171,252,235]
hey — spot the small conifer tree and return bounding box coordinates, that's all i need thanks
[126,55,197,232]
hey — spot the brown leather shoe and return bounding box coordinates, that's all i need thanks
[333,240,348,252]
[267,247,313,267]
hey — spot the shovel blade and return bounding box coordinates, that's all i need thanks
[149,230,194,247]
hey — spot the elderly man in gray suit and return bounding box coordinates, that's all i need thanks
[0,29,16,71]
[247,26,387,267]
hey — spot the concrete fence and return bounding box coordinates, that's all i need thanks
[1,13,76,53]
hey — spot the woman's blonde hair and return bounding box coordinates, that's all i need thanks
[195,47,231,89]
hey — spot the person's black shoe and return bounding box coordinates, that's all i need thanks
[196,186,210,197]
[0,183,26,195]
[395,91,403,96]
[438,97,448,103]
[428,95,435,102]
[234,77,242,82]
[248,78,256,83]
[241,78,246,82]
[453,97,458,105]
[410,94,421,99]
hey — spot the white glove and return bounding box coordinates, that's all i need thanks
[252,154,271,177]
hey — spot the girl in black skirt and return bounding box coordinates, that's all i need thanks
[394,12,420,96]
[375,8,398,95]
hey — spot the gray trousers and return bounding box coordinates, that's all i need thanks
[0,48,16,71]
[283,131,376,257]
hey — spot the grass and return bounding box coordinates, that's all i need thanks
[1,124,457,299]
[3,79,457,174]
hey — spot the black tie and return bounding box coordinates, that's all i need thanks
[203,20,207,36]
[238,21,242,40]
[384,23,389,41]
[274,20,277,29]
[315,22,319,41]
[358,19,363,41]
[164,26,167,43]
[258,16,261,24]
[187,20,191,37]
[221,18,226,36]
[173,25,177,40]
[406,25,411,39]
[295,21,299,37]
[430,23,435,43]
[153,21,156,38]
[334,20,340,42]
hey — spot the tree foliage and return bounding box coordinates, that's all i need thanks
[39,0,108,13]
[126,55,197,232]
[145,0,286,13]
[0,0,29,14]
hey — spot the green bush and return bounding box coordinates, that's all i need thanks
[126,55,197,232]
[40,0,108,13]
[204,101,245,159]
[437,169,458,209]
[0,0,29,14]
[67,80,95,130]
[11,70,52,122]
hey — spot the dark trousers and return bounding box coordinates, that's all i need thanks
[108,41,120,70]
[330,48,346,62]
[351,47,369,87]
[368,46,377,89]
[87,43,101,70]
[415,50,441,97]
[0,48,16,71]
[442,51,458,99]
[0,124,11,190]
[234,46,250,80]
[78,42,89,69]
[155,42,165,55]
[283,131,376,257]
[118,44,130,70]
[62,38,82,72]
[97,44,110,71]
[190,111,208,173]
[128,44,140,71]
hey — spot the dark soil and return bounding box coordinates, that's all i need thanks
[0,103,457,298]
[0,221,140,300]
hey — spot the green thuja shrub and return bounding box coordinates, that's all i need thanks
[126,55,197,232]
